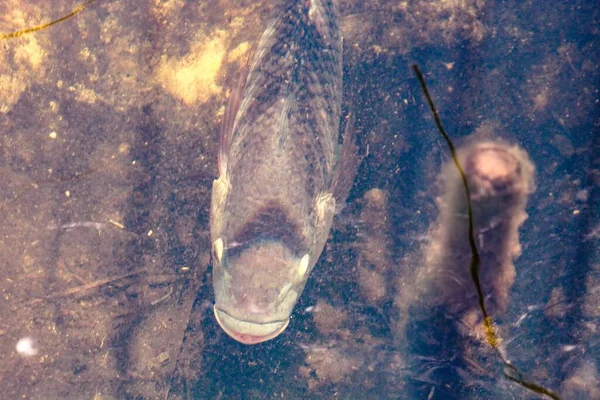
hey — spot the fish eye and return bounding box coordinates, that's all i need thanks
[213,238,224,264]
[297,254,310,277]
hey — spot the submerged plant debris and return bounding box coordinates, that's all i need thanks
[0,0,598,399]
[413,63,561,400]
[0,0,97,40]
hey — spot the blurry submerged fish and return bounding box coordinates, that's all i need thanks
[210,0,357,344]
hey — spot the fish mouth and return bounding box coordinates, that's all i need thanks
[213,306,290,345]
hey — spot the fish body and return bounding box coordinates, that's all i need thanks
[210,0,356,344]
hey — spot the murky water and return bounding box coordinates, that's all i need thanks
[0,1,598,399]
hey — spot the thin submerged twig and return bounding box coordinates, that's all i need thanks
[0,0,98,40]
[413,64,561,400]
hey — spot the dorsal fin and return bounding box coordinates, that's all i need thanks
[276,94,295,151]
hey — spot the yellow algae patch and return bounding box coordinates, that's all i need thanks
[13,36,45,68]
[68,83,100,104]
[215,104,225,118]
[0,75,27,114]
[0,3,48,113]
[151,0,185,21]
[0,36,47,113]
[229,16,246,30]
[118,143,130,154]
[227,41,250,64]
[1,2,43,33]
[155,31,228,106]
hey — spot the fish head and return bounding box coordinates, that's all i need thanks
[212,237,313,345]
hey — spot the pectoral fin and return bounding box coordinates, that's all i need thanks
[210,176,230,241]
[332,113,361,205]
[219,62,250,177]
[312,192,336,262]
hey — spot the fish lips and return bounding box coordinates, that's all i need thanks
[213,306,290,345]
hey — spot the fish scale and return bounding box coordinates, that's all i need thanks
[210,0,357,345]
[228,0,342,182]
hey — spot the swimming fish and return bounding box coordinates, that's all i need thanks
[210,0,357,345]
